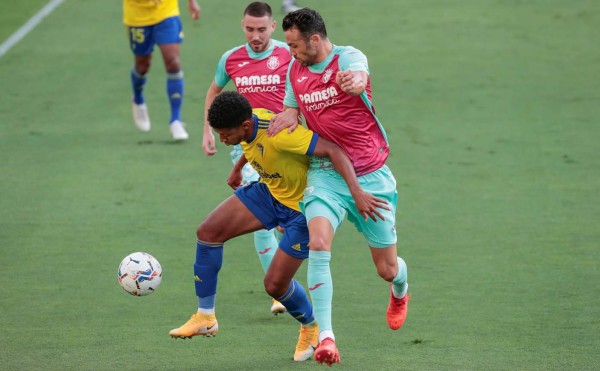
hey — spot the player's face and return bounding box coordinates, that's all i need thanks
[285,28,319,67]
[214,121,251,146]
[242,15,275,53]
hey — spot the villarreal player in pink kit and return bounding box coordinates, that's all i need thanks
[268,8,411,366]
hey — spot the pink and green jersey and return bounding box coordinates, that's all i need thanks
[215,40,291,114]
[283,45,389,176]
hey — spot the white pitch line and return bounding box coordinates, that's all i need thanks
[0,0,66,58]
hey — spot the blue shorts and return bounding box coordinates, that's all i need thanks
[302,159,398,248]
[235,182,309,259]
[127,16,183,56]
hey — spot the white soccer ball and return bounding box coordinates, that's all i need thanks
[117,252,162,296]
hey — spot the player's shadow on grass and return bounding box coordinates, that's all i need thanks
[136,140,186,145]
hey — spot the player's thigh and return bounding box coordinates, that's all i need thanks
[198,195,263,241]
[303,170,348,235]
[278,208,310,259]
[348,165,398,248]
[154,16,183,71]
[234,182,280,230]
[127,25,155,57]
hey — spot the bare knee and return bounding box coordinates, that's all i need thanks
[308,235,331,251]
[375,261,398,282]
[196,221,221,242]
[264,275,286,298]
[135,58,151,75]
[163,55,181,73]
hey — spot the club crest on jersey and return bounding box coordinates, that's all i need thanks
[257,143,264,156]
[266,56,280,70]
[322,68,334,83]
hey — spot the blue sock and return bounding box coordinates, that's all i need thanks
[253,229,277,273]
[131,68,146,105]
[307,250,333,333]
[194,240,223,310]
[275,280,314,325]
[166,70,184,123]
[391,256,408,298]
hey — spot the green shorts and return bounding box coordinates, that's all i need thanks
[302,158,398,248]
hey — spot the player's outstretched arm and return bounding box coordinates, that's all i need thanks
[312,139,390,221]
[188,0,201,20]
[203,82,224,156]
[267,106,301,136]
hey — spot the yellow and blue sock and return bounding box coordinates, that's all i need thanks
[275,279,314,325]
[194,240,223,310]
[166,70,183,123]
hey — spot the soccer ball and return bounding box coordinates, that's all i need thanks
[117,252,162,296]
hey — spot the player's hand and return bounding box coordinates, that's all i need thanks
[227,169,243,190]
[336,70,365,96]
[267,108,300,136]
[352,190,390,222]
[188,0,201,21]
[202,127,217,156]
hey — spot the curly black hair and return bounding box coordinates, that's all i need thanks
[282,8,327,40]
[208,91,253,130]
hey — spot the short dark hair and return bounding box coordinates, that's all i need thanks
[208,91,253,130]
[244,2,272,18]
[282,8,327,40]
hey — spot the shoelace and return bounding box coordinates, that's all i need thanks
[296,326,314,349]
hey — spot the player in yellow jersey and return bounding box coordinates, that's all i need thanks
[169,91,389,362]
[123,0,200,140]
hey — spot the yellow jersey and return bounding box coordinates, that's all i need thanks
[123,0,180,27]
[242,109,318,211]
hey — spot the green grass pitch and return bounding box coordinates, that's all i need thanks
[1,0,599,369]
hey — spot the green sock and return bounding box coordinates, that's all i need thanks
[253,229,277,273]
[391,256,408,298]
[307,250,333,334]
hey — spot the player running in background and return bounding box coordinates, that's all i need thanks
[281,0,301,13]
[169,92,388,361]
[123,0,200,141]
[268,8,411,366]
[201,2,294,314]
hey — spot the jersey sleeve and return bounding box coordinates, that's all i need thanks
[272,125,318,155]
[283,61,299,108]
[214,48,238,88]
[338,46,369,74]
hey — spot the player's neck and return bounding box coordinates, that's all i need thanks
[315,40,333,64]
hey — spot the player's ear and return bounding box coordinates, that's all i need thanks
[309,34,320,46]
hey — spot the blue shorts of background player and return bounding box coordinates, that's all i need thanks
[235,181,309,260]
[127,16,183,56]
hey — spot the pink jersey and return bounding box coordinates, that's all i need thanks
[221,43,291,113]
[287,53,389,176]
